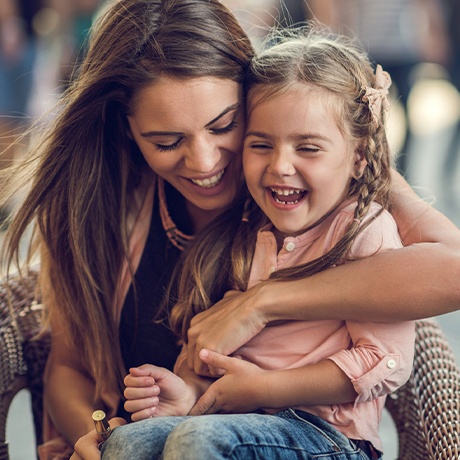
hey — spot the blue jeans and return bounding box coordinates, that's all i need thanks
[101,409,381,459]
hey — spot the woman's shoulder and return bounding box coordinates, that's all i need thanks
[128,173,157,231]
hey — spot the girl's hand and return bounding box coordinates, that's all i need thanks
[187,289,268,375]
[124,364,193,419]
[189,349,266,415]
[123,365,161,421]
[71,417,126,460]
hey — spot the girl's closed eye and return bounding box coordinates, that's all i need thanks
[297,144,321,155]
[248,142,272,151]
[244,136,273,151]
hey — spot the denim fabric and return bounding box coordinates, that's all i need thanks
[101,409,381,460]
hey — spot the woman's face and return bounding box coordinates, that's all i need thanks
[128,76,244,227]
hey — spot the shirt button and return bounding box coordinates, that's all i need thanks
[285,242,295,252]
[387,358,397,369]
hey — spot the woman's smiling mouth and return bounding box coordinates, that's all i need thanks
[191,169,225,188]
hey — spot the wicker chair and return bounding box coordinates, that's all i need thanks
[0,270,50,460]
[0,273,459,460]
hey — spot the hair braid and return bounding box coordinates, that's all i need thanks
[250,24,394,282]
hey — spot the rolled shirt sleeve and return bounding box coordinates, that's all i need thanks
[328,320,415,404]
[328,204,415,404]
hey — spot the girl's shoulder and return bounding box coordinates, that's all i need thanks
[340,201,403,260]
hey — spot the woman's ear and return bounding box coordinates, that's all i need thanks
[126,125,134,140]
[125,116,135,140]
[352,145,367,179]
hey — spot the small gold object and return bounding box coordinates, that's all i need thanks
[92,410,111,443]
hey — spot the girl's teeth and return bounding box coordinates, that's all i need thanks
[270,187,307,205]
[191,170,224,188]
[274,197,299,205]
[271,188,304,196]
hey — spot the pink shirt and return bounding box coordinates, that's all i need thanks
[236,200,415,452]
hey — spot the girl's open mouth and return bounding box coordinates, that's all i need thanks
[270,187,307,205]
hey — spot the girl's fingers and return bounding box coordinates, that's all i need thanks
[124,396,159,414]
[124,384,159,401]
[123,374,155,387]
[129,406,158,422]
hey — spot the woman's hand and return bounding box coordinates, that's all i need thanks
[71,417,126,460]
[189,349,266,415]
[187,289,269,375]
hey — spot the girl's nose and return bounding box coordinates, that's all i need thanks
[267,148,296,177]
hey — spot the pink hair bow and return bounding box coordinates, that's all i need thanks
[361,64,392,127]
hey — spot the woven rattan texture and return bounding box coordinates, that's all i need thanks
[0,271,50,460]
[386,319,460,459]
[0,272,459,460]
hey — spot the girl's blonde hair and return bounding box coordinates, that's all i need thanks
[170,24,393,340]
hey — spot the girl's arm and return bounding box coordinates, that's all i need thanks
[186,172,460,373]
[191,315,414,415]
[189,349,357,415]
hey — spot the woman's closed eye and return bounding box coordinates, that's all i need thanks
[154,136,184,152]
[209,118,238,135]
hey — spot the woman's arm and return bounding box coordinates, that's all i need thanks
[186,172,460,373]
[264,170,460,322]
[44,317,101,446]
[389,170,459,246]
[267,171,460,321]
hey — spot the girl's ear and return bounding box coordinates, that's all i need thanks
[352,145,367,179]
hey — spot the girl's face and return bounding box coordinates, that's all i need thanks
[243,84,365,238]
[128,76,244,230]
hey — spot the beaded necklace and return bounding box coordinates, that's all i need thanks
[158,177,193,251]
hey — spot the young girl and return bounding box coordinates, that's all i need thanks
[118,27,415,460]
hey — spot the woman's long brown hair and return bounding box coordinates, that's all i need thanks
[0,0,253,397]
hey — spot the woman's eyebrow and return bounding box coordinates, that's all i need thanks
[139,103,240,138]
[204,102,240,128]
[140,130,182,138]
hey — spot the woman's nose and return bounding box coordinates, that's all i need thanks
[184,136,221,173]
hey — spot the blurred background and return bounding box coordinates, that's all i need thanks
[2,0,459,458]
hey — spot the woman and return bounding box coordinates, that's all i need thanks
[3,0,252,457]
[0,0,458,458]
